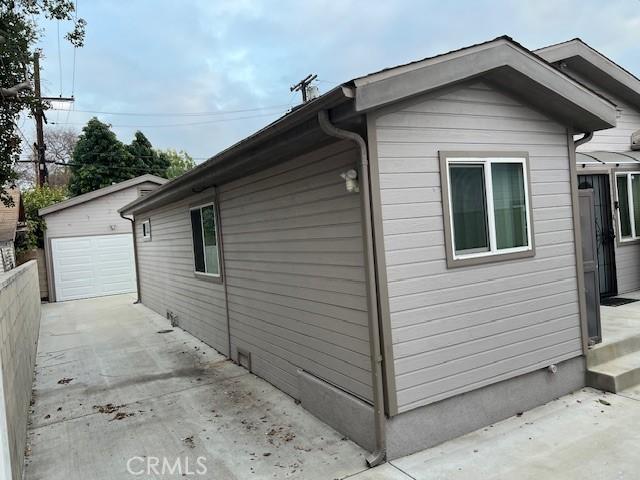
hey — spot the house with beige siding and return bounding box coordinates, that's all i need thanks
[120,36,619,462]
[536,39,640,304]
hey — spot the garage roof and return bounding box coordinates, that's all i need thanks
[121,35,619,216]
[39,174,167,216]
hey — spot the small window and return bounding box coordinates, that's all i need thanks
[615,172,640,241]
[141,219,151,241]
[190,203,220,276]
[441,153,533,266]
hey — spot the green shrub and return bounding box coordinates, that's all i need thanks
[16,185,68,252]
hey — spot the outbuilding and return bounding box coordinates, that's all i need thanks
[40,174,166,302]
[120,37,618,462]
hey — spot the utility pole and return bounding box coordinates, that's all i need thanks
[290,74,318,103]
[33,51,47,186]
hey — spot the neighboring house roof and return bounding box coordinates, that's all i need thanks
[39,174,167,216]
[0,187,26,242]
[120,35,619,216]
[535,38,640,110]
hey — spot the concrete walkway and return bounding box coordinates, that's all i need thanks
[353,388,640,479]
[26,294,640,479]
[25,295,370,479]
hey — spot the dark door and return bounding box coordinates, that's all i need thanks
[578,174,617,298]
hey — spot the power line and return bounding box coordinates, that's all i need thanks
[49,111,285,128]
[56,20,63,97]
[47,104,291,117]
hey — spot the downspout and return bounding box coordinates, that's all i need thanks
[119,212,142,304]
[575,132,593,148]
[318,110,386,467]
[569,130,594,353]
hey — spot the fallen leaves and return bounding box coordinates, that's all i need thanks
[57,378,73,385]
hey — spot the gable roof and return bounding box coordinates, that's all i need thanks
[120,35,618,216]
[39,174,167,216]
[0,187,25,242]
[535,38,640,109]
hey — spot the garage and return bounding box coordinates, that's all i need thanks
[51,234,136,301]
[39,175,167,302]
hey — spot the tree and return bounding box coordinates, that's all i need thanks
[161,149,196,179]
[15,184,68,252]
[68,118,134,196]
[127,131,169,177]
[0,0,85,205]
[16,127,77,187]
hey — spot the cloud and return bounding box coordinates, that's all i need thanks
[33,0,639,161]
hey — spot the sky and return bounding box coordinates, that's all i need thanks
[24,0,640,164]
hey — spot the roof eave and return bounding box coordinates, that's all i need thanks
[535,39,640,109]
[353,39,617,133]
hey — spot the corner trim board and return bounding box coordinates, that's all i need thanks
[366,112,399,417]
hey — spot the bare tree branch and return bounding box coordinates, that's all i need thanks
[0,81,32,98]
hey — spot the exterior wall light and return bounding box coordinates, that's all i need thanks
[341,169,359,193]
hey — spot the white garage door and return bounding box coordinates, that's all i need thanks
[51,234,137,302]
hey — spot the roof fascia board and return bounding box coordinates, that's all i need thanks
[536,40,640,107]
[39,174,167,216]
[353,41,617,130]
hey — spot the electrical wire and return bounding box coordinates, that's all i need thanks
[47,104,291,117]
[49,110,286,128]
[56,20,63,97]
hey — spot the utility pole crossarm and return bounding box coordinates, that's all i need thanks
[291,74,318,103]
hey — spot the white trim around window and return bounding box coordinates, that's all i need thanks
[440,151,535,268]
[189,202,222,279]
[141,219,151,242]
[615,171,640,243]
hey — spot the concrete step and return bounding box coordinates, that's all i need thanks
[587,350,640,392]
[587,333,640,368]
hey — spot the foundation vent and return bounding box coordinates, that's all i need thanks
[237,348,252,372]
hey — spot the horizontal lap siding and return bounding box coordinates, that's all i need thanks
[45,184,159,238]
[571,73,640,153]
[135,199,228,355]
[219,141,372,402]
[374,82,582,413]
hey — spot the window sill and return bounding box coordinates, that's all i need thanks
[446,248,535,268]
[617,238,640,247]
[194,271,223,284]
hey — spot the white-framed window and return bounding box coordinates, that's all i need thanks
[441,153,533,265]
[615,172,640,241]
[141,219,151,241]
[189,203,221,276]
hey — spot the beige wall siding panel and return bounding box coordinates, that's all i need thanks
[220,141,372,402]
[134,196,229,355]
[374,81,582,413]
[44,182,159,239]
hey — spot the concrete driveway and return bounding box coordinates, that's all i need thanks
[24,294,370,479]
